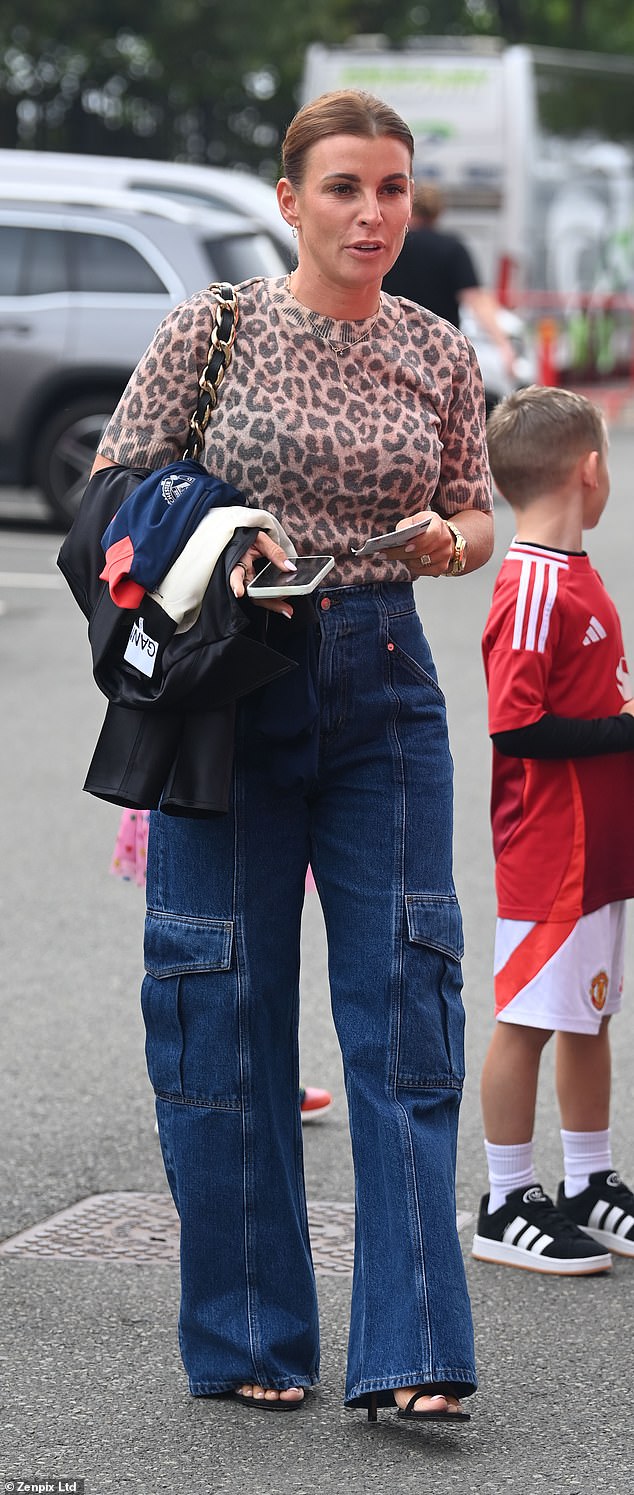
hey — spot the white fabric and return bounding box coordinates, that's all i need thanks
[150,505,297,631]
[485,1138,536,1214]
[560,1127,612,1198]
[495,901,626,1034]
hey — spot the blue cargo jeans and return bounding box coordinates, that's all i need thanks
[142,582,477,1407]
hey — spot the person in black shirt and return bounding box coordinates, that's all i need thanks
[384,182,515,375]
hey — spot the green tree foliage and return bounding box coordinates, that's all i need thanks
[0,0,632,171]
[0,0,336,171]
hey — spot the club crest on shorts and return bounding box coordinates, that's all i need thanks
[589,969,609,1010]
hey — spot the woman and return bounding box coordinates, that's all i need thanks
[91,90,493,1421]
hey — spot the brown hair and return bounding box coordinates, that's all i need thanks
[281,90,414,191]
[486,385,607,507]
[412,182,444,224]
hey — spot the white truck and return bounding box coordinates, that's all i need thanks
[302,37,634,300]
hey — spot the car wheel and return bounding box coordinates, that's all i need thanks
[34,394,119,527]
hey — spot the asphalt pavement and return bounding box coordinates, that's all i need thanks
[1,443,634,1495]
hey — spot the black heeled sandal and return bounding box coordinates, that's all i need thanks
[367,1390,470,1424]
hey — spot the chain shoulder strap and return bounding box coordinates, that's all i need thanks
[183,281,239,461]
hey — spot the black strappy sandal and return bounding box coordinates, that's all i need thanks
[367,1389,471,1424]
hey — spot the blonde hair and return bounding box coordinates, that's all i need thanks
[281,90,414,191]
[486,385,607,507]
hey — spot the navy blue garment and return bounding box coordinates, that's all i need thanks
[100,459,244,609]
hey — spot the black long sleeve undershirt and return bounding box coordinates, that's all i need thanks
[492,712,634,759]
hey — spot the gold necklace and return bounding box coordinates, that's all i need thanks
[284,274,381,355]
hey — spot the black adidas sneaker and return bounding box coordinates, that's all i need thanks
[472,1183,612,1274]
[556,1170,634,1258]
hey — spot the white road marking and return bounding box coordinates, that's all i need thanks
[0,571,64,588]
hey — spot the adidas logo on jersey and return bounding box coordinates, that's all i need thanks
[583,615,607,646]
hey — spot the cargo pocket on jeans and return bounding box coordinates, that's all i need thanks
[141,909,240,1108]
[396,894,465,1089]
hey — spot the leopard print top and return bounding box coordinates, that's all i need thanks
[99,276,492,587]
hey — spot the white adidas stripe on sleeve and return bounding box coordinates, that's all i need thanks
[511,557,560,654]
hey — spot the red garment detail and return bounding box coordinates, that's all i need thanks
[494,917,577,1014]
[99,535,145,609]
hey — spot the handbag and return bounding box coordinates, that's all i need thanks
[57,281,240,620]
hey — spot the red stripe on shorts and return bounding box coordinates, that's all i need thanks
[495,918,577,1014]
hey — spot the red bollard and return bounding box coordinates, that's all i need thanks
[537,318,559,386]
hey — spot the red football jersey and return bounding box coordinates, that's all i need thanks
[483,540,634,920]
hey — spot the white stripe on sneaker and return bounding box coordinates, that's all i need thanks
[503,1216,528,1244]
[603,1206,624,1233]
[530,1233,553,1255]
[517,1224,541,1248]
[616,1214,634,1239]
[502,1217,554,1254]
[588,1201,611,1229]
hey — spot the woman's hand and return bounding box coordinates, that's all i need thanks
[391,511,455,579]
[230,531,298,617]
[391,507,494,578]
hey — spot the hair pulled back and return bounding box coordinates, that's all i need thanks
[281,89,414,191]
[486,385,607,506]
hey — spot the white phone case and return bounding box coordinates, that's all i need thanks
[246,555,334,597]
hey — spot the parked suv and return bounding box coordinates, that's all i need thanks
[0,191,286,525]
[0,148,295,262]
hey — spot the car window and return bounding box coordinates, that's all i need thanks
[68,231,169,293]
[0,226,26,294]
[129,181,234,214]
[26,227,68,293]
[202,232,286,283]
[0,224,68,295]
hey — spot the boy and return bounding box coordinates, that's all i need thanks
[473,385,634,1273]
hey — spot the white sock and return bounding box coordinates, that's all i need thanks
[484,1138,536,1213]
[560,1127,612,1198]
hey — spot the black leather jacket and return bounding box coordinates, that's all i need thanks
[58,465,311,816]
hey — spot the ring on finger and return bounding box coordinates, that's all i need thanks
[419,555,432,569]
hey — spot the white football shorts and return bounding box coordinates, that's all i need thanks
[494,901,626,1034]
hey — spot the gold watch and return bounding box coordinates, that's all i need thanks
[445,520,468,576]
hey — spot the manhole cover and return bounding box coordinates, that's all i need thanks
[0,1195,472,1271]
[0,1195,355,1271]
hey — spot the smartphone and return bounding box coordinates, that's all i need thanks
[351,516,432,557]
[246,555,335,597]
